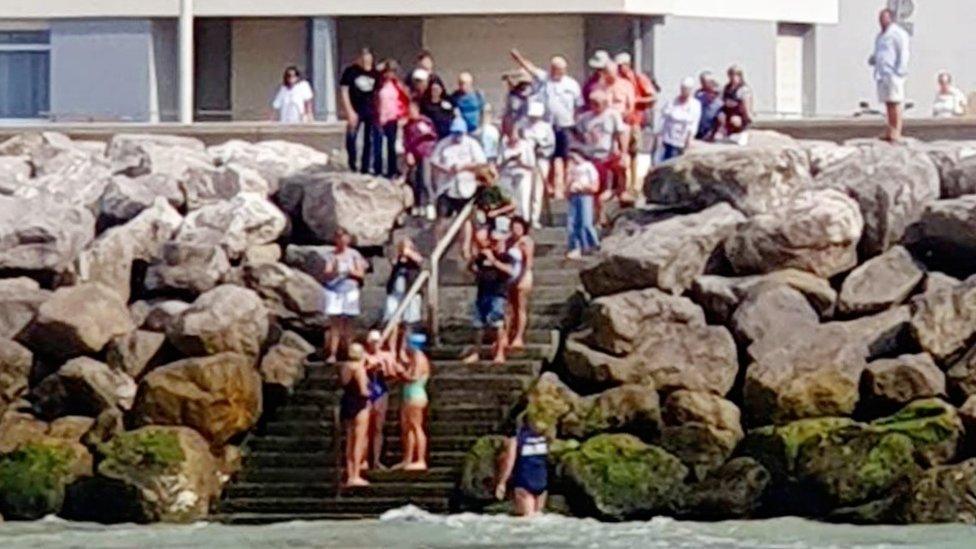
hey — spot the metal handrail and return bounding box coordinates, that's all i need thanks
[380,199,475,346]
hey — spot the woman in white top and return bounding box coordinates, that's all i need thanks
[497,122,537,223]
[933,71,968,118]
[272,66,314,123]
[657,77,703,162]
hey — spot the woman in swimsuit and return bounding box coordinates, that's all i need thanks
[495,414,549,517]
[339,343,371,487]
[394,333,431,471]
[364,330,395,470]
[507,217,535,349]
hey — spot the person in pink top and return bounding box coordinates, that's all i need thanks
[403,101,439,219]
[375,59,411,178]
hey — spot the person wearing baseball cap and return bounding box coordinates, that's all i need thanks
[521,101,555,228]
[614,51,656,198]
[657,77,702,162]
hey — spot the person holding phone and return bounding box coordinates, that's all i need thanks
[323,228,368,363]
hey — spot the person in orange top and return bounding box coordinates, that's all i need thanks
[614,52,655,199]
[374,59,411,178]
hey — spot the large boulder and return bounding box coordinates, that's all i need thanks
[458,435,508,504]
[904,196,976,274]
[283,244,332,283]
[132,353,262,446]
[210,139,329,194]
[166,285,269,359]
[106,330,167,379]
[33,357,137,419]
[106,134,207,177]
[826,305,912,361]
[0,278,51,340]
[175,193,287,259]
[238,262,326,332]
[15,158,112,212]
[910,276,976,364]
[672,457,771,520]
[18,283,134,360]
[814,142,939,257]
[838,246,923,316]
[524,372,588,439]
[730,284,819,358]
[724,189,864,278]
[259,331,314,392]
[99,174,184,224]
[144,241,231,296]
[581,203,745,296]
[870,398,962,467]
[917,140,976,199]
[0,196,96,278]
[581,288,705,356]
[738,417,856,482]
[795,425,919,510]
[645,145,813,216]
[691,269,837,324]
[139,300,190,333]
[564,324,738,396]
[557,434,687,520]
[298,172,411,246]
[0,439,92,520]
[863,354,946,412]
[0,340,31,417]
[743,327,868,425]
[62,426,220,523]
[660,391,743,480]
[887,458,976,524]
[181,164,270,210]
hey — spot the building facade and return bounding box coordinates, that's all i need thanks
[0,0,967,123]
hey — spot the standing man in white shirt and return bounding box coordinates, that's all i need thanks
[869,7,911,142]
[656,77,702,162]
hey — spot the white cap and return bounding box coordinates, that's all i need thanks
[614,52,632,65]
[411,68,430,81]
[680,77,696,89]
[366,330,382,343]
[588,50,611,69]
[527,101,546,118]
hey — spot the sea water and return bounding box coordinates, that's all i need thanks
[1,506,974,548]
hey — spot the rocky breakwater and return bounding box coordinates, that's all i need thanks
[460,134,976,524]
[0,132,411,522]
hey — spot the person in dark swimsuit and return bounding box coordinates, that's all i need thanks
[495,415,549,517]
[339,343,370,487]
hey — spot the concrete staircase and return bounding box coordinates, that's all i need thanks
[217,201,582,524]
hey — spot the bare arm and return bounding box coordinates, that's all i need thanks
[304,99,314,122]
[354,366,370,397]
[340,86,357,124]
[495,437,518,499]
[510,49,541,77]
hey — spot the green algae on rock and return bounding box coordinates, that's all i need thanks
[458,435,508,504]
[0,441,88,520]
[738,417,855,482]
[557,434,688,520]
[869,398,962,466]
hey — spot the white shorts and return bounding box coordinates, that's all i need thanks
[877,76,906,104]
[324,287,360,317]
[383,293,422,325]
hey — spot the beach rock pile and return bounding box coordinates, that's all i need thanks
[462,135,976,524]
[0,132,410,522]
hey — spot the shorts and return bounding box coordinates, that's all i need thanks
[437,194,468,218]
[877,76,906,104]
[324,287,361,317]
[553,126,571,159]
[472,294,506,329]
[594,156,625,194]
[383,293,422,325]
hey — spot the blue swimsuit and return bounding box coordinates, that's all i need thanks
[513,426,549,496]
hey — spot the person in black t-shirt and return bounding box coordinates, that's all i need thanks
[421,79,455,139]
[340,48,380,174]
[463,227,517,365]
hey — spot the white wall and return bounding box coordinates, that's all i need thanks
[652,15,777,115]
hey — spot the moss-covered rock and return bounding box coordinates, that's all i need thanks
[661,391,742,480]
[0,441,89,520]
[524,373,583,439]
[869,398,962,466]
[557,434,687,520]
[458,435,507,504]
[795,426,920,511]
[888,458,976,524]
[567,384,661,442]
[672,457,771,520]
[738,417,855,482]
[61,426,219,523]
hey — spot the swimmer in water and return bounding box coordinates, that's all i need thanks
[495,414,549,517]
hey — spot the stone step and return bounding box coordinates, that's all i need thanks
[220,496,451,515]
[238,465,456,484]
[297,374,535,394]
[244,450,466,469]
[440,255,581,273]
[305,359,541,379]
[276,402,515,422]
[225,481,455,499]
[260,419,500,438]
[439,311,565,331]
[247,435,479,454]
[427,344,550,361]
[438,327,555,345]
[438,285,578,304]
[217,512,378,524]
[440,269,580,287]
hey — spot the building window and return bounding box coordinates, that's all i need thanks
[0,30,50,119]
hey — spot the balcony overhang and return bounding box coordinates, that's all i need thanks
[1,0,839,25]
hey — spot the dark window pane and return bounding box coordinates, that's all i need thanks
[0,51,50,118]
[0,31,50,45]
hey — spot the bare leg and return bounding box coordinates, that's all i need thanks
[327,321,340,363]
[346,410,371,487]
[513,488,537,517]
[511,288,528,348]
[492,326,507,364]
[370,394,388,469]
[535,492,547,514]
[552,157,566,199]
[886,102,903,141]
[404,406,429,470]
[393,405,412,470]
[463,329,484,363]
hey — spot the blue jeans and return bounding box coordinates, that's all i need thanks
[662,143,685,161]
[375,121,400,178]
[567,194,600,253]
[346,116,381,174]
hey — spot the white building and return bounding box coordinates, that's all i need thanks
[0,0,967,123]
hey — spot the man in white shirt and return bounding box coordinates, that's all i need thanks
[510,49,583,199]
[657,77,702,162]
[869,8,910,142]
[431,117,487,219]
